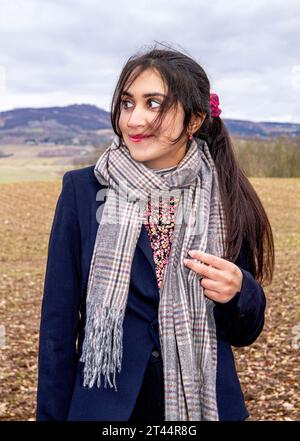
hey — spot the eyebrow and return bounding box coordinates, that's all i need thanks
[121,91,166,98]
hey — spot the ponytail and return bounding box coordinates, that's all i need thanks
[197,116,275,286]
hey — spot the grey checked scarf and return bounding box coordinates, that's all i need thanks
[80,135,227,421]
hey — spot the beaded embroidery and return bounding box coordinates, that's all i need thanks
[143,191,180,289]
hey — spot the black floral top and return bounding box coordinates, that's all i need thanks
[143,165,179,289]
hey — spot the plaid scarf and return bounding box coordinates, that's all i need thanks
[80,135,227,420]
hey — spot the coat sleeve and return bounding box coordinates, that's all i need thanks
[213,241,267,347]
[36,171,81,421]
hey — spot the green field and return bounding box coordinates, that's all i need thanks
[0,144,96,183]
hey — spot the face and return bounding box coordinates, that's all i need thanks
[119,68,203,169]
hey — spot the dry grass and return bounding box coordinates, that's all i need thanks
[0,178,299,420]
[233,178,300,421]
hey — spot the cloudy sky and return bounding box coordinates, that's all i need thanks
[0,0,299,123]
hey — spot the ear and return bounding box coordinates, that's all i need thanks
[188,112,206,134]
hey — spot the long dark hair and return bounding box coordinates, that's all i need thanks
[110,42,275,287]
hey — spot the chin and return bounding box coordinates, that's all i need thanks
[127,150,149,163]
[125,144,146,157]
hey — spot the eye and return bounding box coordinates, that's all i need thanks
[120,99,133,109]
[148,99,161,109]
[120,99,161,110]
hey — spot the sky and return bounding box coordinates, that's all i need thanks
[0,0,299,123]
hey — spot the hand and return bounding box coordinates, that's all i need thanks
[183,250,243,303]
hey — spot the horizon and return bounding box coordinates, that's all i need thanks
[0,102,299,126]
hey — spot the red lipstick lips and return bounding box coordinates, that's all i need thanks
[129,134,152,142]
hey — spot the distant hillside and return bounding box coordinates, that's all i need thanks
[224,119,300,138]
[0,104,111,130]
[0,104,112,146]
[0,104,299,146]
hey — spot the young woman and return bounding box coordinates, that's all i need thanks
[36,44,274,421]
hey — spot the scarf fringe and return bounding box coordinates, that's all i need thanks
[80,303,124,391]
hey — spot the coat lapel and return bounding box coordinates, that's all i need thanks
[136,224,158,284]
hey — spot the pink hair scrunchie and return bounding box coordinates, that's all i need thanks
[210,93,222,118]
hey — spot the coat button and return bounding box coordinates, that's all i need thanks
[152,350,160,358]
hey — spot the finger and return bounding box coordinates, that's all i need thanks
[183,258,223,281]
[203,288,232,304]
[188,250,230,270]
[200,277,223,293]
[202,289,221,302]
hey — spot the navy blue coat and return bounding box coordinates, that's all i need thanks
[36,165,266,421]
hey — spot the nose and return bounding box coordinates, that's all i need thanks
[126,104,147,128]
